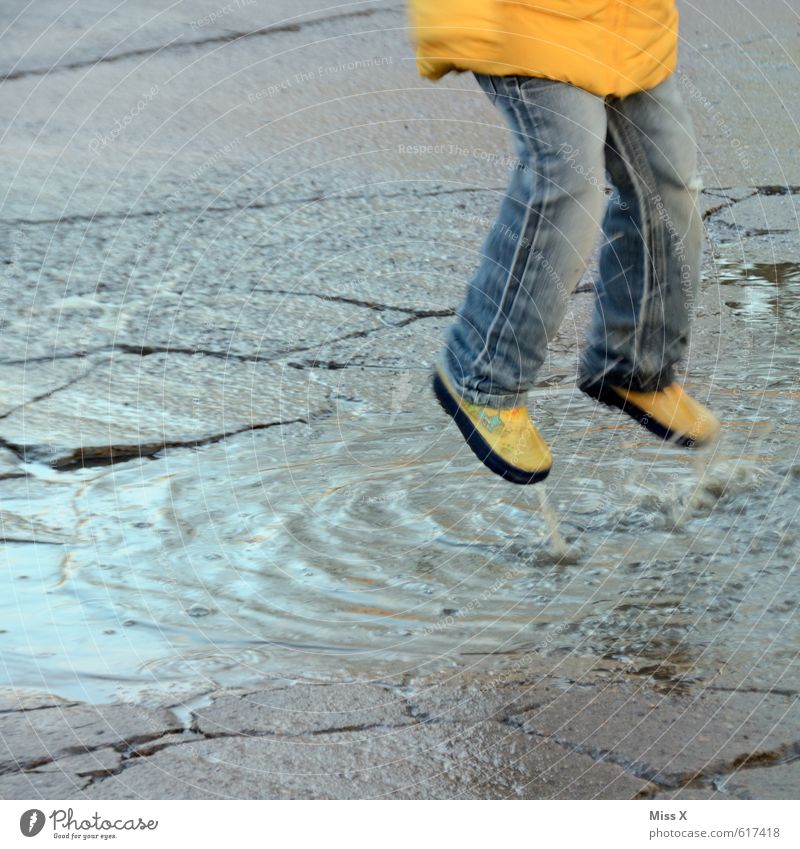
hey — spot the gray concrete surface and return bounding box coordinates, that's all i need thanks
[1,1,798,799]
[1,665,797,800]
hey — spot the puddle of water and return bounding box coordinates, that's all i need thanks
[3,422,797,703]
[1,257,798,704]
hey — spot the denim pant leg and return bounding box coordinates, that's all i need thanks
[579,74,703,393]
[440,74,608,409]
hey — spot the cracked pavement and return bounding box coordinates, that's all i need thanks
[1,0,799,799]
[1,668,797,799]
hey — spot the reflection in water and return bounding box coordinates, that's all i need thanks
[1,257,798,704]
[711,258,800,320]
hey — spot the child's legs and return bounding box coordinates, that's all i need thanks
[441,74,607,408]
[580,75,703,392]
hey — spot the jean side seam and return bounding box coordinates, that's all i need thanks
[487,77,554,367]
[475,77,552,374]
[473,77,539,374]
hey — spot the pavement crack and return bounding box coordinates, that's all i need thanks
[742,228,794,237]
[2,726,183,777]
[702,188,759,221]
[77,718,419,789]
[706,184,800,198]
[257,288,453,318]
[0,344,263,365]
[267,311,447,360]
[0,349,102,367]
[0,701,81,716]
[1,311,446,368]
[4,184,794,231]
[261,289,407,313]
[2,415,311,470]
[405,308,456,318]
[753,184,800,196]
[702,184,800,223]
[0,537,64,545]
[0,437,28,463]
[2,186,502,229]
[0,9,382,83]
[188,720,419,743]
[715,741,800,776]
[703,685,799,698]
[504,716,800,793]
[703,201,735,220]
[287,359,426,371]
[502,717,678,790]
[78,730,196,790]
[0,358,105,421]
[309,721,413,736]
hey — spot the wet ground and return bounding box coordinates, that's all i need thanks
[1,1,798,798]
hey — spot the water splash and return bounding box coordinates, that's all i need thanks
[535,484,569,561]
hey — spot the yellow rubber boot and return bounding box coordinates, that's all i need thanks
[581,379,720,447]
[432,368,552,484]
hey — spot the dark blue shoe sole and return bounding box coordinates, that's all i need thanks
[432,372,551,485]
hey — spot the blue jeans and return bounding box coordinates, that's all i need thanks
[440,73,703,407]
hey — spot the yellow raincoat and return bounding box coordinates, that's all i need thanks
[408,1,679,97]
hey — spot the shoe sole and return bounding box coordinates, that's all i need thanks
[579,380,704,448]
[432,372,551,485]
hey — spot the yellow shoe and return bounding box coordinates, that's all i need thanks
[580,378,720,447]
[432,368,552,484]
